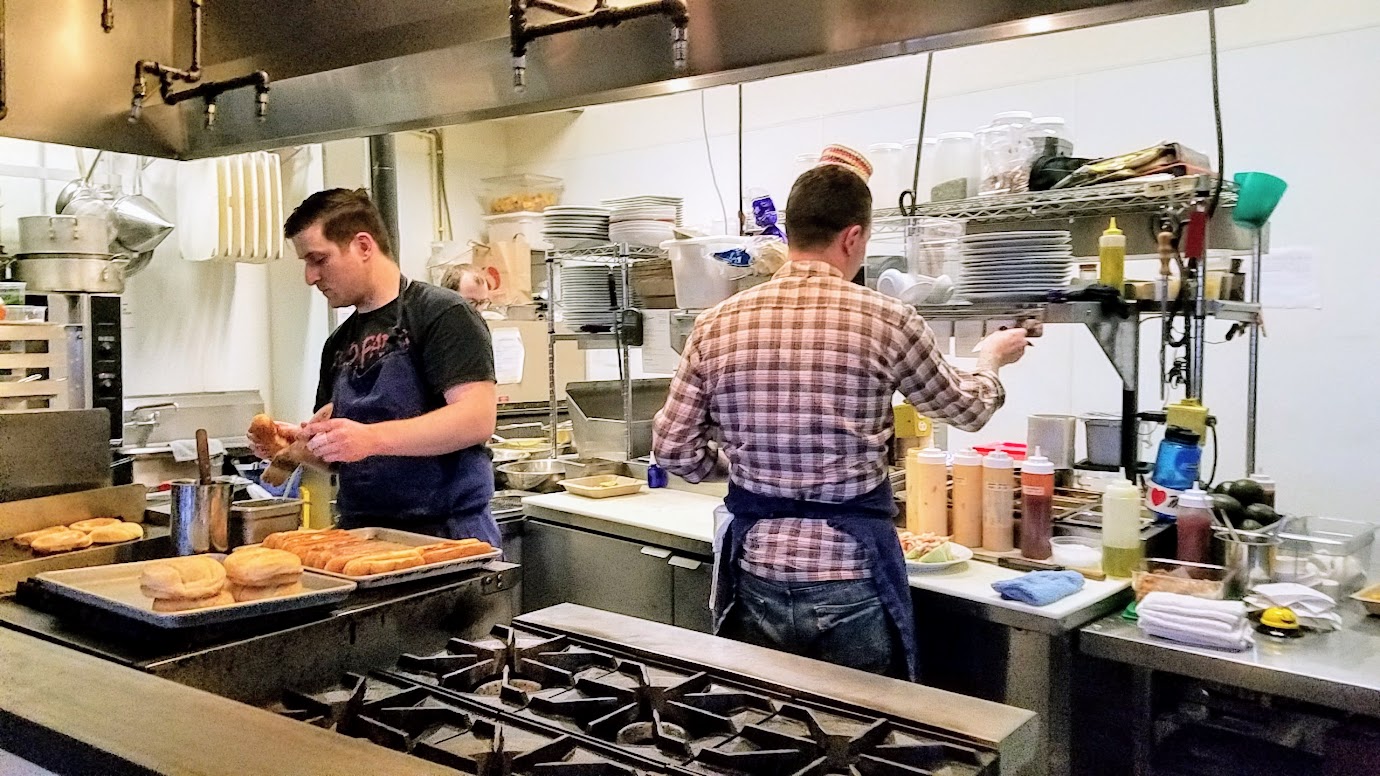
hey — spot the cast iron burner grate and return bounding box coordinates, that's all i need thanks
[269,672,669,775]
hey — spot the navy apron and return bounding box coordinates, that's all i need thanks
[714,480,918,680]
[329,278,500,548]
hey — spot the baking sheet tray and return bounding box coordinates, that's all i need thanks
[32,555,357,629]
[287,527,502,589]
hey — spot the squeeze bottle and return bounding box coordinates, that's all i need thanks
[982,451,1015,552]
[1102,478,1144,577]
[951,449,984,548]
[1020,450,1055,560]
[1099,217,1126,293]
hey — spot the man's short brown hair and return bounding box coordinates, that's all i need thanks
[284,188,395,258]
[784,164,873,251]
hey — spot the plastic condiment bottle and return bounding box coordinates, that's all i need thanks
[951,449,984,548]
[1248,472,1276,508]
[1176,487,1215,564]
[982,451,1015,552]
[913,447,949,535]
[1101,478,1144,578]
[1020,450,1056,560]
[1099,217,1126,294]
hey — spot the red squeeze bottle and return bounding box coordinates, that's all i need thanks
[1176,487,1215,564]
[1020,450,1055,560]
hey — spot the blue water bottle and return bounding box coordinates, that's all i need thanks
[1151,427,1202,491]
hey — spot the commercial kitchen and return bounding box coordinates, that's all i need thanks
[0,1,1377,775]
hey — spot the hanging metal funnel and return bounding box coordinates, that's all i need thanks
[111,193,174,255]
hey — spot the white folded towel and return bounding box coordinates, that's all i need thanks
[1141,619,1255,652]
[1138,609,1239,634]
[1247,582,1337,613]
[1138,592,1254,651]
[1138,594,1247,627]
[169,437,227,463]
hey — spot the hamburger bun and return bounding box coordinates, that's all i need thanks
[31,529,94,554]
[223,547,303,586]
[152,589,235,612]
[88,522,144,544]
[139,555,227,600]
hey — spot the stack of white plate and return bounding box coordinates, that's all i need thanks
[608,204,677,248]
[544,206,610,249]
[601,195,684,226]
[956,230,1075,301]
[558,263,637,327]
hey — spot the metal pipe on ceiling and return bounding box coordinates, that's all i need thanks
[369,134,402,260]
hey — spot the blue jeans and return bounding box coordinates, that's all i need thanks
[723,570,898,676]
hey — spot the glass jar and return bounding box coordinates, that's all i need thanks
[931,132,977,202]
[1030,116,1073,158]
[867,142,907,213]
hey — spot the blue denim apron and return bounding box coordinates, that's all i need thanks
[329,278,500,547]
[714,480,918,680]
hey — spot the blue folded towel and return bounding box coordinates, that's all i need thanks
[991,570,1085,606]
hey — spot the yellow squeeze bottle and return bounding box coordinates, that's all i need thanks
[1099,217,1126,294]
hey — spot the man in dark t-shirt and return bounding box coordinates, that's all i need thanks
[249,188,501,546]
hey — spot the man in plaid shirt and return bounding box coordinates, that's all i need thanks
[653,163,1028,677]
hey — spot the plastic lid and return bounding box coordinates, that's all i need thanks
[1023,449,1055,475]
[1103,217,1122,236]
[938,131,975,140]
[794,152,820,163]
[1179,487,1211,509]
[1104,478,1140,499]
[1249,472,1276,485]
[993,111,1034,124]
[1032,116,1066,126]
[868,142,904,152]
[918,446,948,464]
[1165,427,1201,445]
[953,448,983,467]
[983,450,1014,469]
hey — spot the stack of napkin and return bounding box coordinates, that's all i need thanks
[1245,583,1341,631]
[1138,592,1254,651]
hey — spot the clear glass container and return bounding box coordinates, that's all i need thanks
[902,138,939,205]
[477,173,565,214]
[931,132,977,202]
[793,152,820,181]
[867,142,908,213]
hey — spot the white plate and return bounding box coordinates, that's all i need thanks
[905,543,974,573]
[959,290,1057,301]
[960,230,1071,243]
[215,157,232,258]
[962,247,1073,258]
[961,255,1077,265]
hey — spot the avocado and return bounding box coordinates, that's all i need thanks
[1244,503,1281,526]
[1214,481,1235,496]
[1240,519,1265,531]
[1224,479,1267,508]
[1209,493,1245,526]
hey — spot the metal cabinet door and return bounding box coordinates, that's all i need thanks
[670,555,713,633]
[522,520,674,624]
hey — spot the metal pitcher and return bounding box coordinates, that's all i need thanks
[1219,533,1280,598]
[170,477,233,555]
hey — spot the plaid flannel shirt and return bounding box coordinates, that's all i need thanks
[652,259,1005,581]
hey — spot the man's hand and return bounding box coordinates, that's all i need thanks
[977,328,1030,370]
[303,417,384,464]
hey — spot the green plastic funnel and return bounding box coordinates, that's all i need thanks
[1232,172,1287,227]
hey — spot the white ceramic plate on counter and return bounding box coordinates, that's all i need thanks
[905,542,974,573]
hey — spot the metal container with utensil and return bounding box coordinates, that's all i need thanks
[170,477,233,554]
[1219,533,1280,598]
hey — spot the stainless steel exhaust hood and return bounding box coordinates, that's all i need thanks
[5,0,1242,159]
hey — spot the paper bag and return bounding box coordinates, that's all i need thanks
[478,235,533,306]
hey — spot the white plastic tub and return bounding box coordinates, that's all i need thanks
[660,236,751,309]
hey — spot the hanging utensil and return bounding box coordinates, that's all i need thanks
[112,157,174,260]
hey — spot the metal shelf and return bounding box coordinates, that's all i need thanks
[872,176,1235,229]
[547,244,665,263]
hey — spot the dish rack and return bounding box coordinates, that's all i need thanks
[0,323,68,410]
[176,150,285,264]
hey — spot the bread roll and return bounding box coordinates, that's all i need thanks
[419,540,494,565]
[223,547,303,586]
[229,580,305,602]
[341,549,425,576]
[14,525,69,548]
[69,517,121,533]
[248,413,290,458]
[31,529,94,554]
[320,541,409,573]
[153,589,235,612]
[139,555,227,600]
[88,522,144,544]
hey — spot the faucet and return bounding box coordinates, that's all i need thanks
[122,402,178,447]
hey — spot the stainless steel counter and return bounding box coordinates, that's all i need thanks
[1081,604,1380,717]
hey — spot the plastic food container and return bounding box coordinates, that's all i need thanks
[1276,516,1375,596]
[660,236,751,309]
[0,304,46,323]
[931,132,977,201]
[1131,558,1228,601]
[1082,412,1122,468]
[0,281,24,305]
[1050,536,1102,570]
[477,173,564,215]
[867,142,908,211]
